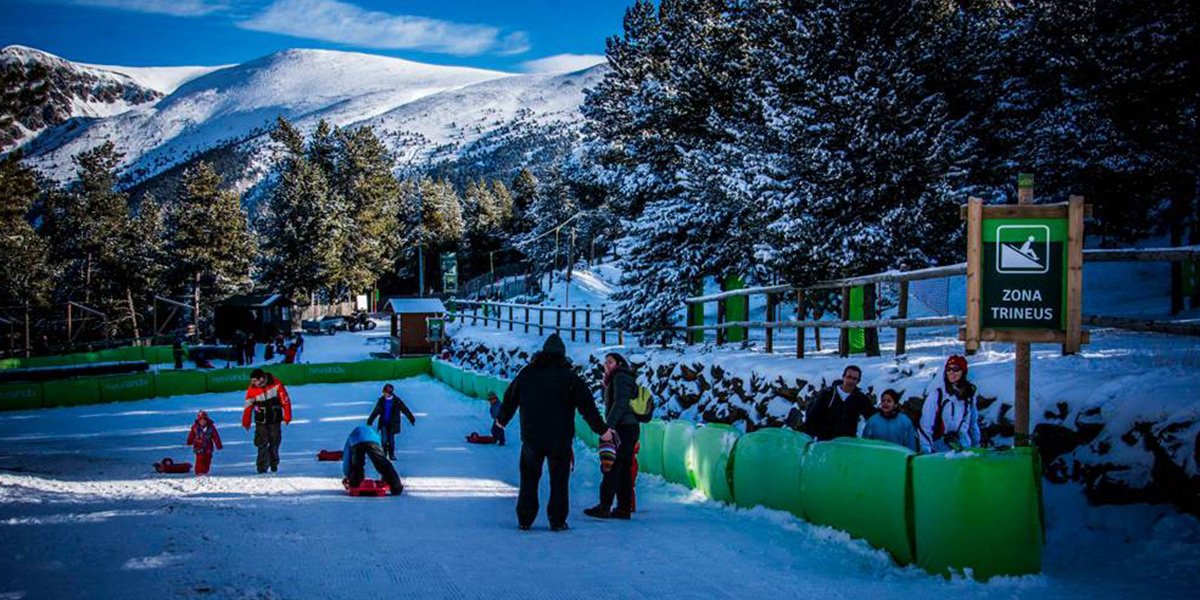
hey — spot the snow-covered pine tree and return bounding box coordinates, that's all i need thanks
[0,152,52,321]
[331,126,400,300]
[514,168,578,283]
[509,169,538,235]
[166,161,255,329]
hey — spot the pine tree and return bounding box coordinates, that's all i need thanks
[166,162,255,332]
[509,169,539,235]
[332,126,400,299]
[0,152,52,346]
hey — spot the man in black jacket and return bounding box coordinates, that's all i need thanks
[803,365,875,441]
[495,333,611,531]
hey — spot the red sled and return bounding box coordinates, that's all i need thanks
[466,432,496,444]
[317,449,343,462]
[154,457,192,474]
[343,478,389,497]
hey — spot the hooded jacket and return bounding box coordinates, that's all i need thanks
[342,425,383,477]
[918,382,980,453]
[242,373,292,427]
[804,381,875,441]
[496,334,607,447]
[368,394,416,431]
[603,364,640,428]
[187,411,223,454]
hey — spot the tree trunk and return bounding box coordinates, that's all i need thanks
[126,287,140,342]
[193,271,201,341]
[24,298,30,358]
[85,253,92,304]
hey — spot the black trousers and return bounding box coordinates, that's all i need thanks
[599,424,641,511]
[347,442,402,490]
[254,422,282,472]
[518,441,573,527]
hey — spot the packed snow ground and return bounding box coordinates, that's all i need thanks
[1,376,1197,599]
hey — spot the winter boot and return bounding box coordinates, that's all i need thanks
[583,505,611,519]
[550,522,570,532]
[611,508,632,520]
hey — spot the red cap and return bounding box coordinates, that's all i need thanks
[945,355,968,377]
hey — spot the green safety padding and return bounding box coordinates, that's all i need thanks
[575,413,598,448]
[662,420,697,487]
[393,356,431,379]
[43,378,102,407]
[492,378,510,401]
[430,359,447,384]
[467,371,484,398]
[912,450,1043,580]
[450,367,466,393]
[732,428,811,517]
[267,364,308,386]
[305,363,352,384]
[0,358,21,370]
[0,382,44,410]
[800,438,915,564]
[637,420,667,476]
[71,352,105,366]
[848,286,866,354]
[688,423,742,503]
[97,347,145,363]
[98,373,157,403]
[206,368,255,393]
[145,346,177,364]
[154,370,209,397]
[24,354,77,369]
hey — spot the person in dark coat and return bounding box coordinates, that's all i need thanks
[803,365,875,441]
[585,352,641,520]
[342,425,402,495]
[487,391,506,446]
[494,333,611,532]
[232,330,246,366]
[367,383,416,460]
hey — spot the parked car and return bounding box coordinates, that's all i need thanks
[302,315,349,335]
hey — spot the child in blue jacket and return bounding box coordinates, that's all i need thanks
[862,389,920,452]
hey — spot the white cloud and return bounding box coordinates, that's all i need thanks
[519,53,606,74]
[238,0,531,57]
[66,0,230,17]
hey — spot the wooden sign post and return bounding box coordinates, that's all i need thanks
[963,175,1089,446]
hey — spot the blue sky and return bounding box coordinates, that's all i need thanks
[0,0,630,72]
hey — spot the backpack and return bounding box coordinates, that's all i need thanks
[629,386,655,423]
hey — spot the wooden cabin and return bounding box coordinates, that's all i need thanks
[214,294,294,341]
[382,298,446,356]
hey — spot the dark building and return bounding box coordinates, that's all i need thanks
[382,298,446,356]
[214,294,294,341]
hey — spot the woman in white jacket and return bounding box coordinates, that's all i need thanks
[918,355,981,453]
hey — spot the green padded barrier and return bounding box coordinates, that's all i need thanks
[491,377,510,401]
[465,371,482,398]
[346,360,398,382]
[154,370,209,397]
[393,357,430,379]
[206,368,255,393]
[575,413,599,448]
[430,359,444,382]
[637,420,667,476]
[800,438,915,564]
[688,424,743,504]
[731,428,811,516]
[0,358,21,370]
[912,450,1043,580]
[26,354,77,368]
[848,285,866,354]
[451,367,466,394]
[43,378,102,407]
[98,373,157,403]
[0,382,44,410]
[145,346,177,364]
[305,363,352,384]
[662,420,697,487]
[267,364,308,386]
[97,347,145,363]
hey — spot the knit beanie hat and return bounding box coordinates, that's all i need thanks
[599,440,618,473]
[944,355,968,377]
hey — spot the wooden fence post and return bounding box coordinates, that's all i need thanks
[864,284,880,357]
[797,290,806,359]
[555,309,562,335]
[585,311,591,343]
[716,297,726,346]
[539,309,544,335]
[1064,195,1085,355]
[838,286,850,358]
[524,307,530,334]
[509,306,514,331]
[571,310,577,342]
[965,197,984,355]
[765,293,776,354]
[896,281,909,356]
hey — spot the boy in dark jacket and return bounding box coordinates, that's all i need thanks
[488,391,506,446]
[186,410,223,476]
[367,384,416,460]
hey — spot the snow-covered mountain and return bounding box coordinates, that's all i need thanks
[11,47,602,189]
[0,45,222,153]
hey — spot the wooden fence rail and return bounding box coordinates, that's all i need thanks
[451,300,625,346]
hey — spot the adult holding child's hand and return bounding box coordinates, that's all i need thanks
[584,352,641,521]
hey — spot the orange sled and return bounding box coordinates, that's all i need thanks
[317,449,343,462]
[154,457,192,474]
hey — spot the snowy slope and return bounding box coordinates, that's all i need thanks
[22,49,513,183]
[1,377,1196,598]
[76,62,229,95]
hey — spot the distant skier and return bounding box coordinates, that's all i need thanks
[242,369,293,473]
[918,356,981,453]
[862,389,919,452]
[343,424,403,495]
[367,383,416,460]
[186,410,223,476]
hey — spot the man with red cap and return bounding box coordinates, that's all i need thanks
[918,355,981,453]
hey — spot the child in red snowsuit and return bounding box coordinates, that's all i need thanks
[186,410,223,475]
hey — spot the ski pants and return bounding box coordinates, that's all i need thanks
[194,452,213,476]
[347,442,402,490]
[379,424,397,457]
[254,422,282,472]
[517,441,573,527]
[598,424,640,512]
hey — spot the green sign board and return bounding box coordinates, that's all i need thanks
[427,317,445,343]
[981,218,1067,330]
[440,253,458,293]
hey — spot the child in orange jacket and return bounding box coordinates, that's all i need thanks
[187,410,223,475]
